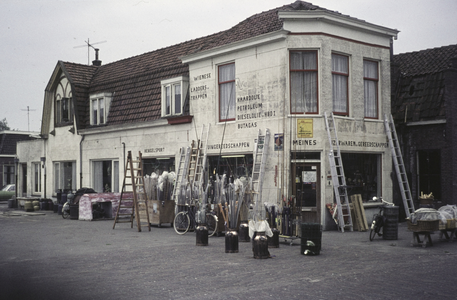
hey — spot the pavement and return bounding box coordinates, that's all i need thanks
[1,201,457,300]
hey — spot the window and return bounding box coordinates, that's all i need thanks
[161,77,188,117]
[143,158,175,176]
[218,63,236,122]
[417,150,441,201]
[332,54,349,115]
[54,161,76,192]
[54,76,73,125]
[290,51,318,114]
[90,93,112,125]
[33,162,41,194]
[3,165,15,186]
[93,160,119,193]
[342,153,381,202]
[364,60,379,118]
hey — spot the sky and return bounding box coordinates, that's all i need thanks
[1,0,456,132]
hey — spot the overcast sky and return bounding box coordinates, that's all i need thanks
[1,0,456,132]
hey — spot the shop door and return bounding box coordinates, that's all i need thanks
[293,163,320,223]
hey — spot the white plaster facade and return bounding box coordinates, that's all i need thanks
[17,5,398,229]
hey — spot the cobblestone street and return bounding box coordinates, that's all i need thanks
[1,203,456,300]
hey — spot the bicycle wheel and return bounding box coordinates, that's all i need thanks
[174,211,190,235]
[206,213,217,237]
[62,204,70,219]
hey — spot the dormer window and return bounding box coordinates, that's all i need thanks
[161,76,188,117]
[54,76,73,126]
[90,93,112,125]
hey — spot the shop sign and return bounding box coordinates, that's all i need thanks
[297,119,313,138]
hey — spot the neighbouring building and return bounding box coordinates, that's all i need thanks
[17,1,399,229]
[0,130,38,191]
[391,44,457,213]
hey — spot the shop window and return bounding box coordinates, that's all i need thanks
[54,76,73,126]
[161,76,188,117]
[93,160,119,193]
[90,93,112,125]
[54,161,76,193]
[290,50,318,114]
[363,60,379,119]
[208,155,253,180]
[332,53,349,116]
[218,63,236,122]
[33,162,41,194]
[417,150,441,201]
[341,153,381,202]
[142,157,175,176]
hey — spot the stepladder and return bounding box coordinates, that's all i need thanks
[113,151,151,232]
[324,112,353,232]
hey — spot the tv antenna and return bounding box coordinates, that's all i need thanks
[74,38,107,65]
[21,106,37,132]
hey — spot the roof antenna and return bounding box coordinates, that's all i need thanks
[74,38,107,65]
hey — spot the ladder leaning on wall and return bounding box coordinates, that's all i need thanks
[250,128,270,221]
[384,114,415,218]
[324,112,353,232]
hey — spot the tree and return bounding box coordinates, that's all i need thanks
[0,118,10,131]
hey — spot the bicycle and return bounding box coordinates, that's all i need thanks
[369,197,394,241]
[173,202,218,236]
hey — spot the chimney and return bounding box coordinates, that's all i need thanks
[92,48,102,66]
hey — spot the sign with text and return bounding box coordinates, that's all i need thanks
[297,119,313,138]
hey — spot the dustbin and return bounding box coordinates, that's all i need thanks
[301,223,322,255]
[383,205,399,240]
[69,204,79,220]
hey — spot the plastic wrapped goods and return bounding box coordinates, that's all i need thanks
[409,208,440,224]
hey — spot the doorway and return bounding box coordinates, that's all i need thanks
[292,163,320,223]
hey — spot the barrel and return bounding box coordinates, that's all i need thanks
[69,204,79,220]
[8,199,16,208]
[252,231,269,258]
[383,206,399,240]
[268,228,280,248]
[238,222,250,242]
[61,193,67,204]
[196,224,208,246]
[225,229,239,253]
[25,200,34,212]
[301,223,322,255]
[33,200,40,211]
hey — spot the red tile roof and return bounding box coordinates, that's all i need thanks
[391,44,457,122]
[60,1,347,129]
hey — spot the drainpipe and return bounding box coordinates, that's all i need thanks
[122,142,125,169]
[80,134,85,189]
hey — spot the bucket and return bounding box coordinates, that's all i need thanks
[69,204,79,220]
[8,199,16,208]
[196,224,208,246]
[252,231,270,258]
[238,222,250,242]
[383,206,399,240]
[301,223,322,255]
[225,229,239,253]
[268,228,280,248]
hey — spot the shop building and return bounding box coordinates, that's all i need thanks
[391,44,457,212]
[17,1,399,229]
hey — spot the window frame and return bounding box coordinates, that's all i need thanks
[289,50,319,115]
[2,164,15,186]
[53,161,76,193]
[161,76,188,117]
[332,53,349,116]
[363,59,379,119]
[32,162,41,194]
[218,62,236,122]
[90,93,112,126]
[54,76,73,126]
[92,160,119,193]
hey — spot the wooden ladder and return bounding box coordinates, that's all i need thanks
[113,151,151,232]
[324,112,353,232]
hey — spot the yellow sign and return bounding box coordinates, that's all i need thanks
[297,119,313,138]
